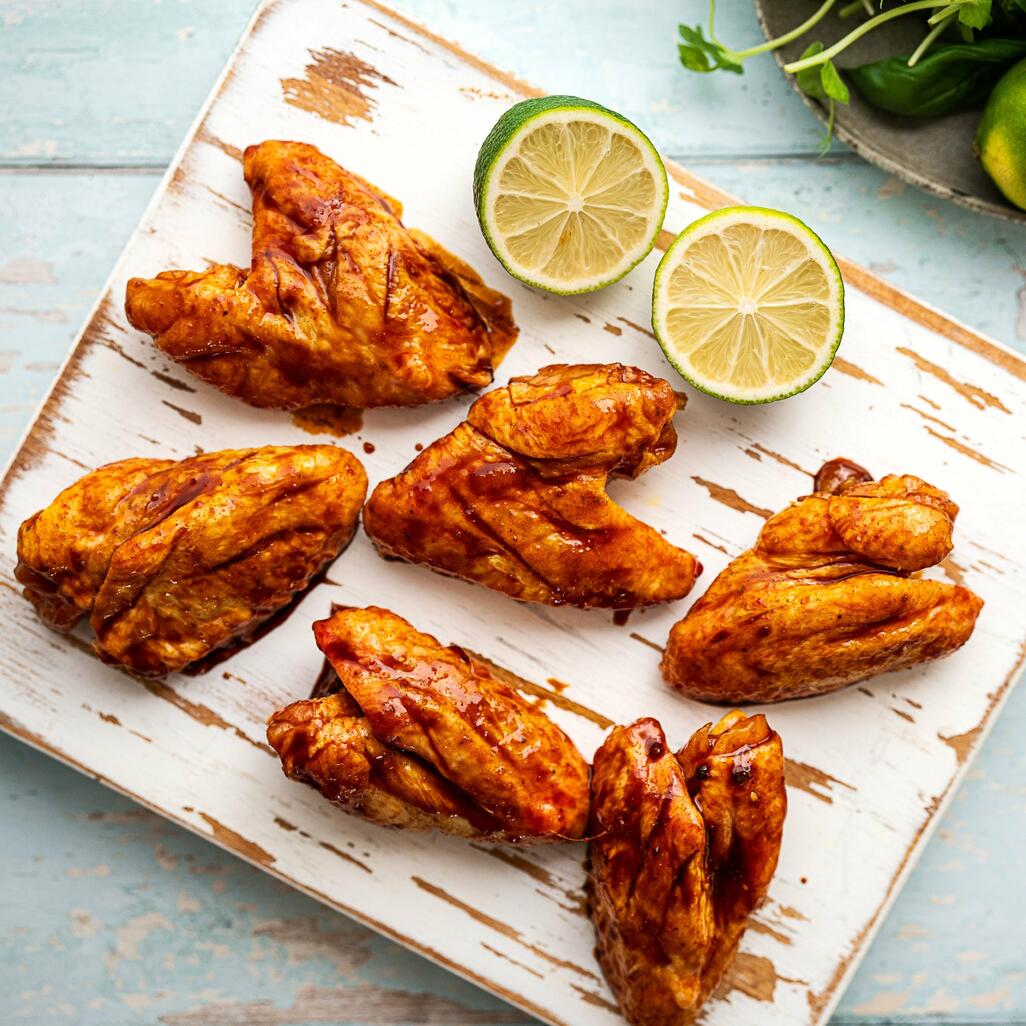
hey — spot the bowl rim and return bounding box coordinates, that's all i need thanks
[753,0,1026,225]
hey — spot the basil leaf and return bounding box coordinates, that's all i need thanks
[849,38,1026,117]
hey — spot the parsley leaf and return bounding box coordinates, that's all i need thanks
[794,44,850,155]
[678,23,743,74]
[821,60,851,103]
[795,42,828,98]
[959,0,993,28]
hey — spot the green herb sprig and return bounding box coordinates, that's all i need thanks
[678,0,1025,145]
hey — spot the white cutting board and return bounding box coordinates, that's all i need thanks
[1,2,1024,1024]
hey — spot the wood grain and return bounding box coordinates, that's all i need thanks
[0,0,833,165]
[1,3,1025,1026]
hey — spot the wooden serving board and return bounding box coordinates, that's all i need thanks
[2,2,1025,1023]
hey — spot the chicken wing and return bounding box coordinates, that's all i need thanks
[267,606,590,841]
[363,363,701,608]
[16,445,366,675]
[588,711,786,1026]
[662,458,983,703]
[125,140,517,409]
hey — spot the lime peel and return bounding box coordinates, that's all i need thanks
[474,95,669,295]
[977,57,1026,213]
[651,206,845,405]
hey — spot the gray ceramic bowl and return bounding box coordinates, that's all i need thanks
[755,0,1026,223]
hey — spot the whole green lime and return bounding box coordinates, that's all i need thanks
[978,57,1026,212]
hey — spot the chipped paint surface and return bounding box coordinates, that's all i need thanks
[691,476,773,519]
[282,48,397,127]
[896,347,1012,415]
[831,356,882,387]
[468,651,615,730]
[0,11,1020,1007]
[290,404,364,437]
[784,759,856,806]
[3,1,1026,1025]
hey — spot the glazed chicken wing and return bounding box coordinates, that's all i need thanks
[363,363,701,608]
[662,458,983,703]
[125,140,517,409]
[267,606,590,841]
[16,445,366,675]
[588,712,786,1026]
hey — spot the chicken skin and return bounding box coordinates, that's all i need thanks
[125,140,517,410]
[588,711,786,1026]
[363,363,701,608]
[267,606,590,841]
[662,458,983,703]
[16,445,366,675]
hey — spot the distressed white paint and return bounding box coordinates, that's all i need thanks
[0,2,1024,1025]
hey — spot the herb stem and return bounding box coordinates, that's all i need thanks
[823,98,837,154]
[926,2,963,23]
[839,0,873,16]
[730,0,838,60]
[782,0,966,74]
[908,13,952,66]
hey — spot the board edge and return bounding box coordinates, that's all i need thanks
[0,1,1023,1024]
[0,705,571,1026]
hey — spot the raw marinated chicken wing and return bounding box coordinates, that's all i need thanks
[16,445,366,675]
[363,363,701,608]
[662,458,983,703]
[125,141,517,409]
[267,606,590,841]
[588,711,786,1026]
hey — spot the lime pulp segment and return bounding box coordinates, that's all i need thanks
[652,207,844,404]
[475,98,668,294]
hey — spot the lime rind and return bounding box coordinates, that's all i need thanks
[474,96,669,295]
[651,206,845,405]
[977,59,1026,212]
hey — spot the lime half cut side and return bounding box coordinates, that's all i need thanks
[652,206,844,404]
[474,96,669,294]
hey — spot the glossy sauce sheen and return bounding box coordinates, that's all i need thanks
[814,456,873,495]
[15,445,367,675]
[124,141,518,410]
[363,363,701,608]
[305,643,512,837]
[266,606,590,842]
[588,712,786,1026]
[662,461,984,703]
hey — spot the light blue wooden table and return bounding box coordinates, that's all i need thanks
[2,3,1025,1023]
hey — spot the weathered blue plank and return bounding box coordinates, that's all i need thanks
[6,685,1022,1024]
[1,741,528,1025]
[1,162,1024,1023]
[3,0,1026,1022]
[0,171,157,449]
[0,0,832,165]
[0,0,257,166]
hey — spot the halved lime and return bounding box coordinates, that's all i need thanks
[474,96,668,294]
[652,206,844,404]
